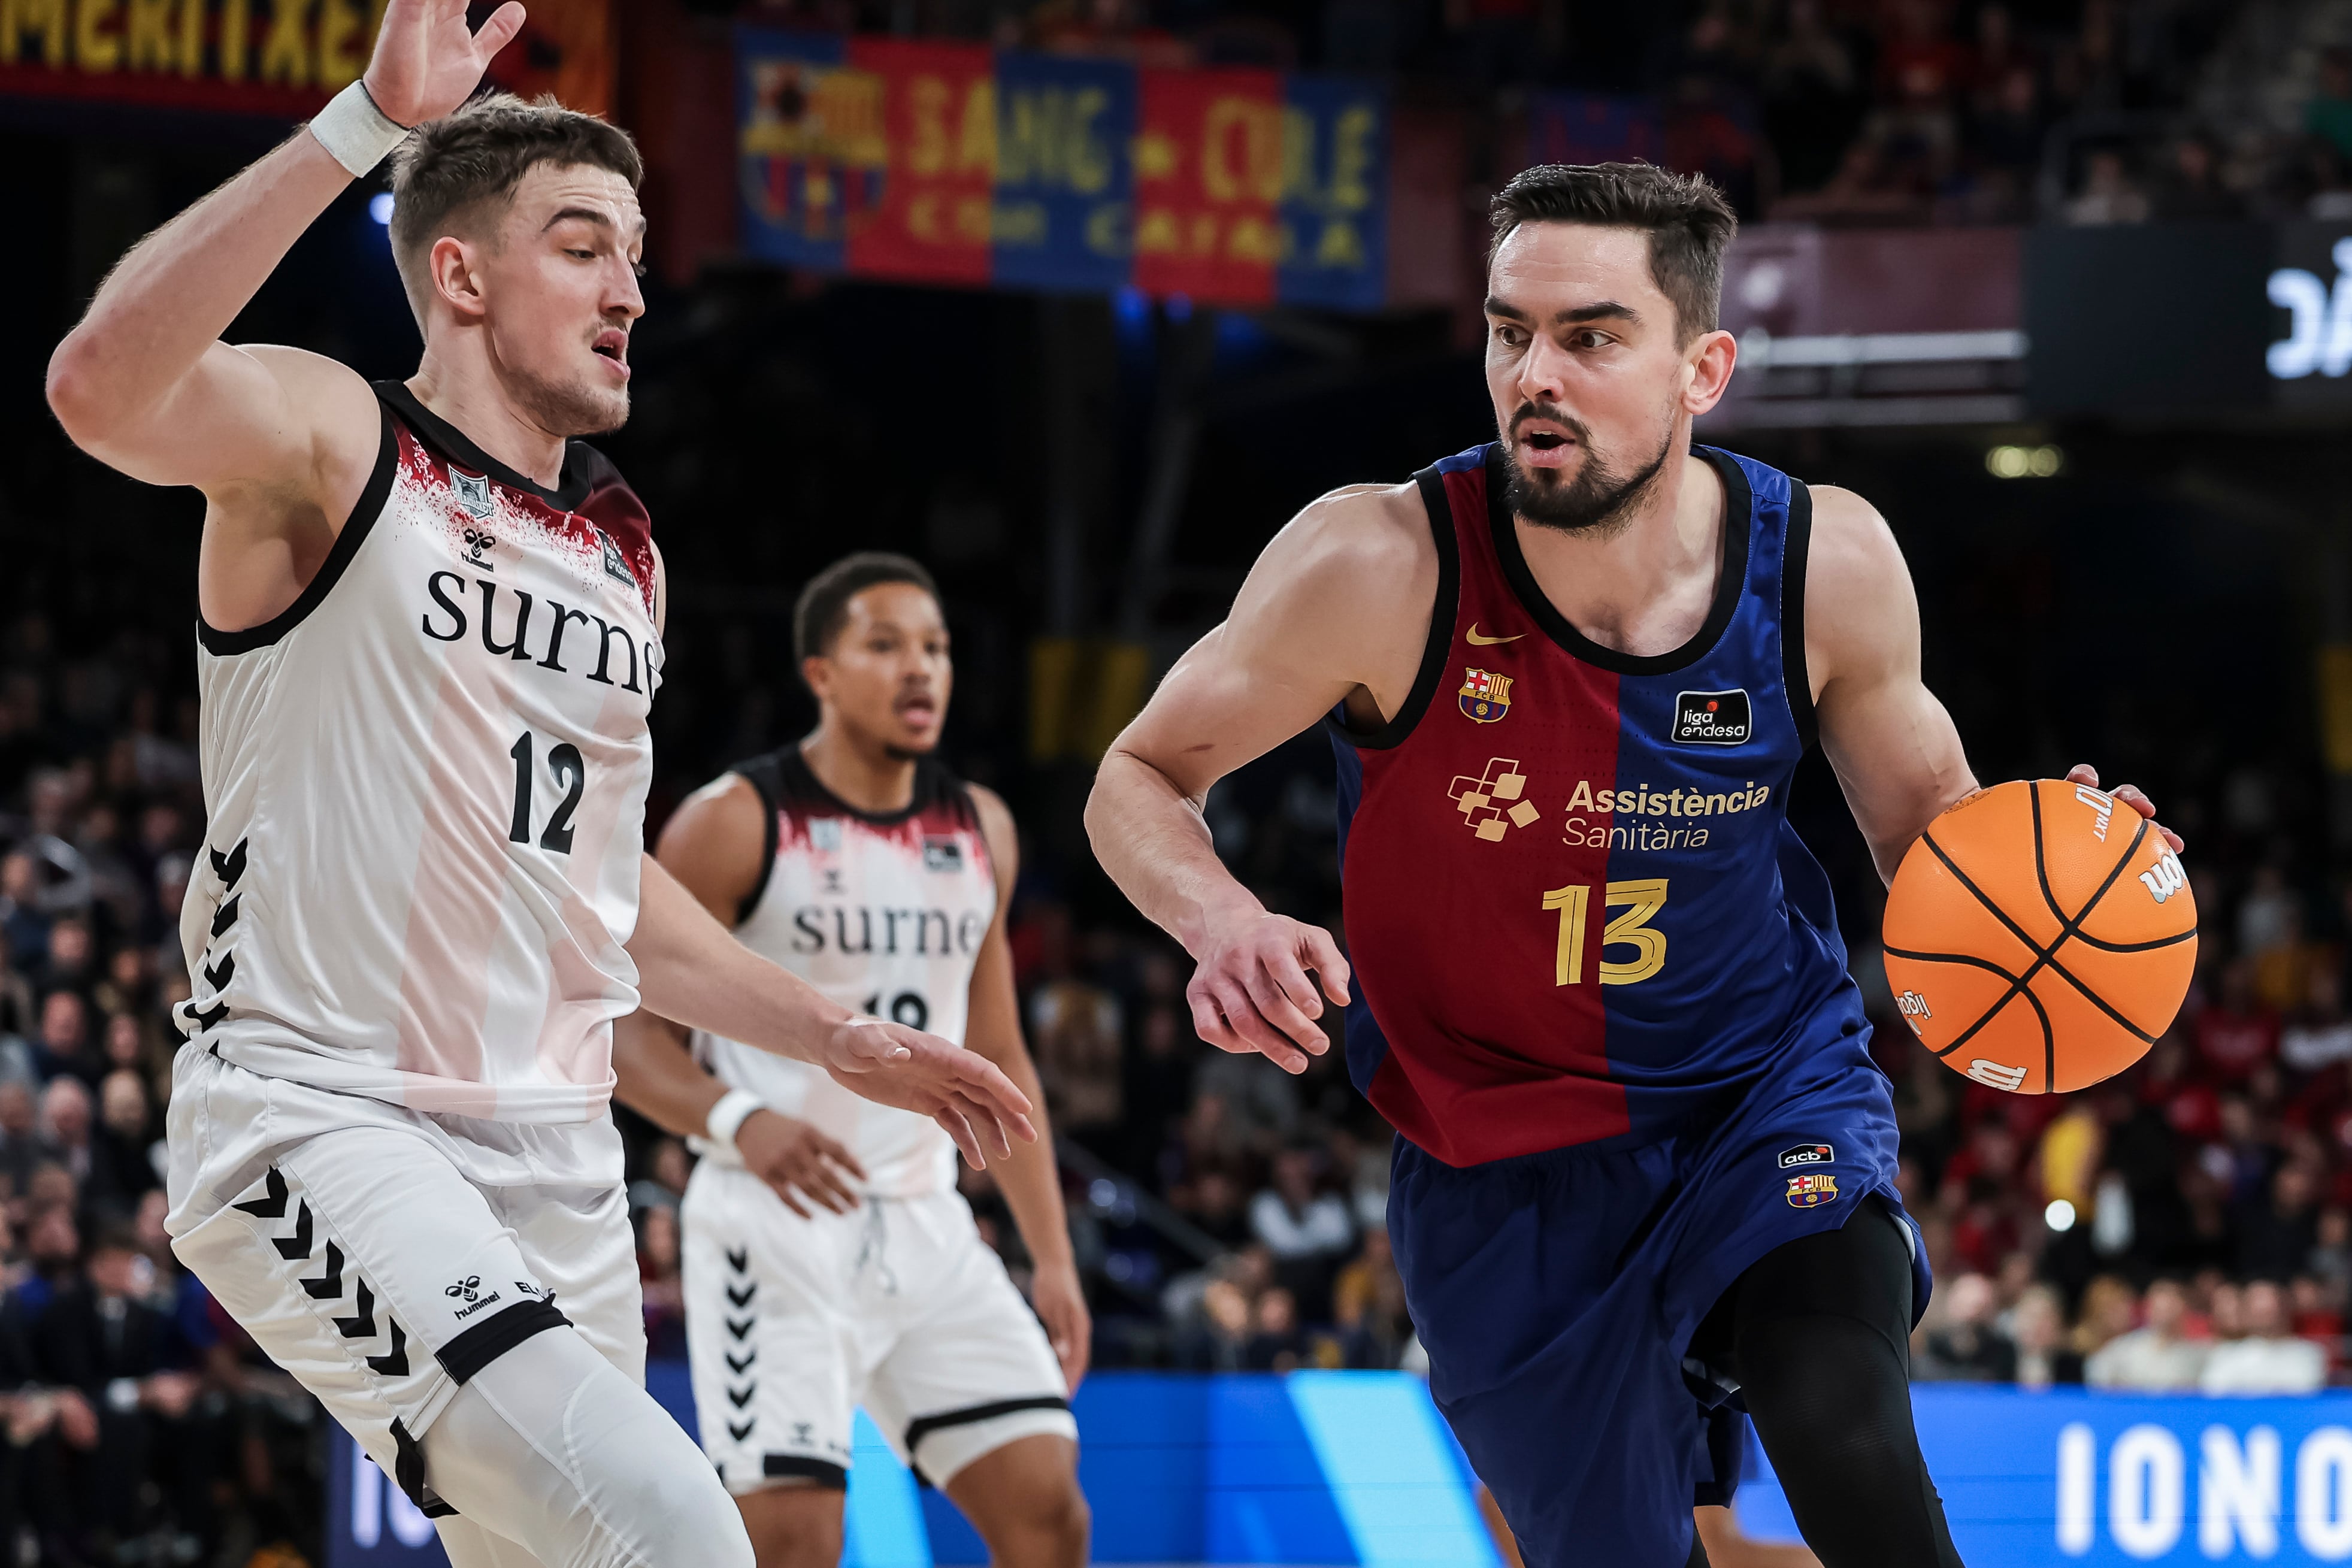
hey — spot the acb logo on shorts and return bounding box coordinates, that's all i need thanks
[1785,1171,1841,1208]
[1778,1142,1835,1169]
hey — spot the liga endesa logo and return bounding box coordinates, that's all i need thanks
[1672,689,1752,746]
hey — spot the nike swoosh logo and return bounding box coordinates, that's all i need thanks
[1466,625,1525,646]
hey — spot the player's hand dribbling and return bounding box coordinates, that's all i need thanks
[363,0,528,129]
[736,1110,865,1218]
[2066,764,2184,853]
[1187,910,1350,1074]
[820,1016,1037,1170]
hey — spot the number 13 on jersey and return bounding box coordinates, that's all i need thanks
[1542,879,1669,986]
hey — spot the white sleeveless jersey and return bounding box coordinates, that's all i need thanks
[692,749,998,1197]
[175,383,662,1125]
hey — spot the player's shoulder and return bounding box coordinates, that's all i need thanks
[1801,483,1907,592]
[239,346,382,457]
[1248,479,1433,607]
[653,768,768,864]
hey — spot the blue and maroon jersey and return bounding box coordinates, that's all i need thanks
[1328,443,1864,1167]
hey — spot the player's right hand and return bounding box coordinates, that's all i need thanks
[364,0,527,128]
[1188,912,1350,1074]
[737,1109,865,1218]
[820,1016,1037,1170]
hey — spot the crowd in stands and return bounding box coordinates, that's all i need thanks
[737,0,2352,229]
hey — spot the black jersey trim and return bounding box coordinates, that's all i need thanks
[731,755,786,928]
[196,399,397,656]
[435,1297,569,1385]
[372,379,595,512]
[776,744,962,829]
[1322,465,1461,751]
[903,1395,1071,1457]
[1486,444,1753,679]
[763,1455,849,1488]
[1782,478,1817,752]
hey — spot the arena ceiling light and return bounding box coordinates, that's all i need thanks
[1985,444,2063,479]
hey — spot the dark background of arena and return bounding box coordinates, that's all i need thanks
[5,0,2352,1561]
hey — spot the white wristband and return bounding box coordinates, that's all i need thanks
[308,80,411,178]
[704,1089,765,1154]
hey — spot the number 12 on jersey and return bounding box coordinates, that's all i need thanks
[509,731,586,854]
[1542,879,1669,986]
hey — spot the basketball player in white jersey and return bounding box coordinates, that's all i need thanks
[613,554,1089,1568]
[43,7,1034,1565]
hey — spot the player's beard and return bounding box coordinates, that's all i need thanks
[1500,405,1675,539]
[505,356,629,440]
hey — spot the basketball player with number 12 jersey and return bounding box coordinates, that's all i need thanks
[615,555,1088,1568]
[44,12,1033,1566]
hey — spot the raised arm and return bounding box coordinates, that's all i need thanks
[626,776,1034,1170]
[1084,483,1430,1071]
[43,1,522,621]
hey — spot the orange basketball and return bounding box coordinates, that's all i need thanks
[1881,779,2197,1095]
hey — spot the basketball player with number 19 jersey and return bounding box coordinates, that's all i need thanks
[614,556,1087,1568]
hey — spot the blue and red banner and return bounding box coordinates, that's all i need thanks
[736,26,1398,310]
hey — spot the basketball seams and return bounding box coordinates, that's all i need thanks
[1900,783,2190,1096]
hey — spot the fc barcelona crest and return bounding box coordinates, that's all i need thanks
[1785,1172,1841,1208]
[1459,667,1514,724]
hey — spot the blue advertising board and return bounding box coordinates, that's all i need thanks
[325,1373,2352,1566]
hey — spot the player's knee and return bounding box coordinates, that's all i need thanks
[740,1485,844,1568]
[973,1462,1089,1568]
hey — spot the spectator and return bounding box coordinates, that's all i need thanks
[2238,1163,2323,1282]
[1250,1145,1354,1319]
[2086,1278,2207,1390]
[2202,1279,2327,1394]
[32,1224,212,1554]
[37,1081,98,1203]
[2063,148,2150,226]
[31,991,96,1089]
[2151,132,2244,222]
[2009,1285,2083,1389]
[1918,1273,2017,1381]
[1243,1284,1303,1371]
[0,1080,56,1200]
[94,1070,158,1201]
[2198,960,2280,1082]
[2285,967,2352,1071]
[2308,47,2352,164]
[636,1203,686,1360]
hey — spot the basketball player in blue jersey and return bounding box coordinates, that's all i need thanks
[1087,163,2177,1568]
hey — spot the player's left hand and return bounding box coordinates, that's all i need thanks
[2066,764,2184,854]
[1031,1258,1092,1391]
[821,1015,1037,1170]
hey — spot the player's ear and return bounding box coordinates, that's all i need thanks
[800,653,833,702]
[1679,327,1737,417]
[429,235,489,322]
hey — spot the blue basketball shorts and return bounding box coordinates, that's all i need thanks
[1387,1021,1930,1568]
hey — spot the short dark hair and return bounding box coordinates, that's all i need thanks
[385,92,643,323]
[793,553,940,662]
[1488,163,1738,344]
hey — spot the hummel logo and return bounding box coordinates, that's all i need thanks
[1465,624,1524,646]
[446,1275,483,1305]
[461,526,497,570]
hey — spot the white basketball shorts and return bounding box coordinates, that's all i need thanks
[163,1048,642,1516]
[679,1160,1074,1494]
